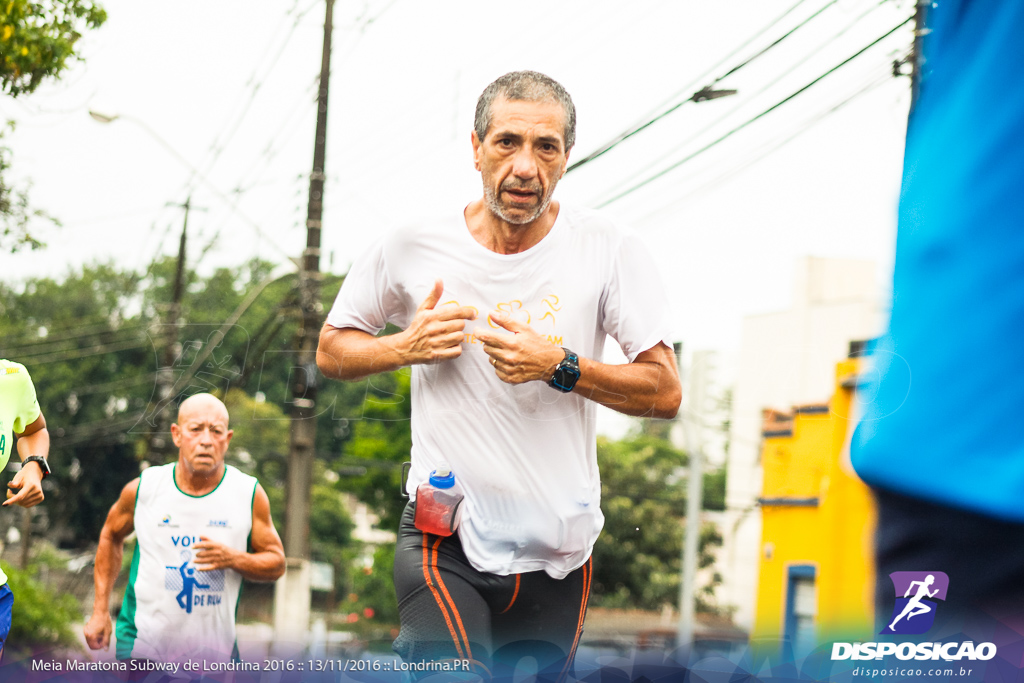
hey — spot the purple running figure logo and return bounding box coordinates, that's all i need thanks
[882,571,949,634]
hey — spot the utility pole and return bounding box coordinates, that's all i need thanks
[675,343,704,655]
[148,197,199,461]
[275,0,334,649]
[910,0,929,111]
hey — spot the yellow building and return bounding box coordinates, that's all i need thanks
[752,356,876,654]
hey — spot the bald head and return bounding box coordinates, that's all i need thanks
[172,393,233,481]
[177,393,230,428]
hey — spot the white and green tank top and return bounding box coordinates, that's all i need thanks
[115,463,257,663]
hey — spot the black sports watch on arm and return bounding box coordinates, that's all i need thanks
[548,348,581,393]
[21,455,50,479]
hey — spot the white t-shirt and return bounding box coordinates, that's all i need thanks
[326,203,673,579]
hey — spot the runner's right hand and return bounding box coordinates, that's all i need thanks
[398,279,477,364]
[84,611,113,650]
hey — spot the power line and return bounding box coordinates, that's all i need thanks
[189,81,319,269]
[0,323,146,351]
[630,68,896,228]
[625,0,815,122]
[67,373,160,397]
[594,0,891,202]
[51,412,147,450]
[676,73,895,205]
[566,0,830,174]
[187,0,319,192]
[357,0,402,30]
[595,16,914,209]
[18,337,150,366]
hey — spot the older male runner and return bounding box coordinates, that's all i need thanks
[1,359,52,659]
[84,393,285,666]
[318,71,681,679]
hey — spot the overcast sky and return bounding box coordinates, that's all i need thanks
[4,0,912,366]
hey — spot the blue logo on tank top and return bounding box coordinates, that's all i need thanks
[165,551,224,613]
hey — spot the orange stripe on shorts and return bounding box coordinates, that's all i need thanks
[431,537,473,661]
[420,534,465,659]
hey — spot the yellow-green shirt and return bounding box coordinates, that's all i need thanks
[1,359,42,586]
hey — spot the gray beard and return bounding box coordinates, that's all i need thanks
[483,183,553,226]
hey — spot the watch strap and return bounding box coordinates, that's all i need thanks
[22,455,50,479]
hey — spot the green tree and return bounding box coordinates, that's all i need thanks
[1,127,56,252]
[346,544,399,630]
[0,263,150,545]
[1,0,107,251]
[0,257,355,547]
[223,388,355,598]
[593,433,724,612]
[0,0,107,97]
[337,368,412,533]
[1,561,81,657]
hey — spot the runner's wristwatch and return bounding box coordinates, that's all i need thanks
[549,348,581,393]
[21,455,50,479]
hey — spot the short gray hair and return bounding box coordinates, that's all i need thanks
[474,71,576,151]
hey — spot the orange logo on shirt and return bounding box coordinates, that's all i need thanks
[441,301,479,319]
[538,295,562,325]
[445,294,565,348]
[489,300,531,327]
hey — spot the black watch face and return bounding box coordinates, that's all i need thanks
[553,366,580,392]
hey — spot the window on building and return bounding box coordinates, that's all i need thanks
[784,565,817,658]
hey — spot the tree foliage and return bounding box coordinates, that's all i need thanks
[1,560,81,657]
[338,367,412,534]
[223,389,355,590]
[0,0,106,97]
[593,433,724,612]
[347,544,399,629]
[0,257,351,547]
[0,257,729,625]
[1,0,106,251]
[1,125,58,252]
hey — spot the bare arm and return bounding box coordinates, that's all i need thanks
[84,479,139,650]
[574,343,681,419]
[4,413,49,508]
[316,278,477,382]
[193,484,285,582]
[475,311,681,419]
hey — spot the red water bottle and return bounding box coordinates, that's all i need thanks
[414,465,464,537]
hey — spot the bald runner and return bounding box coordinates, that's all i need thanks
[84,394,285,665]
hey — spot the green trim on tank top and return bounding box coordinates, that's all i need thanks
[116,475,144,660]
[171,464,228,498]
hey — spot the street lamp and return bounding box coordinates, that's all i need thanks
[87,110,118,124]
[87,108,204,459]
[87,109,290,259]
[88,109,206,180]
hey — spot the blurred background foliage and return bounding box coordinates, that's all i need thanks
[1,256,729,647]
[2,0,730,656]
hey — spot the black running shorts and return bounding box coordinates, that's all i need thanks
[392,501,592,682]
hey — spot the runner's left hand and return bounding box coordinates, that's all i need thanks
[4,465,44,508]
[193,537,241,571]
[475,311,565,385]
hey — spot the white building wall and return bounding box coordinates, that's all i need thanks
[720,256,885,632]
